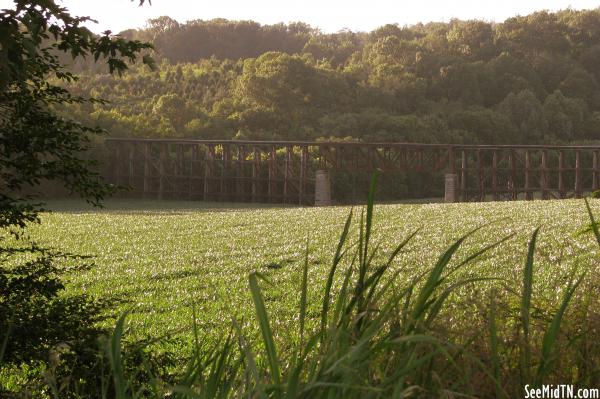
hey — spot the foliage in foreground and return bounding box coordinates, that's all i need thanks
[0,2,154,395]
[7,178,599,398]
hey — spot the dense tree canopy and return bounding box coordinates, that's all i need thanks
[64,9,600,145]
[0,0,152,228]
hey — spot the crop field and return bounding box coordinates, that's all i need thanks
[15,198,600,360]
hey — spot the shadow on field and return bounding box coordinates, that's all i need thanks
[263,258,296,270]
[41,198,300,214]
[149,269,199,282]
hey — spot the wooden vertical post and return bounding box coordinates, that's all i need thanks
[558,150,565,198]
[509,150,516,200]
[299,146,308,205]
[222,145,231,200]
[218,145,224,199]
[189,145,197,199]
[268,145,276,202]
[593,151,599,192]
[541,150,548,200]
[460,150,467,202]
[284,146,292,204]
[476,149,483,201]
[236,145,245,202]
[158,144,166,200]
[203,145,215,201]
[492,150,499,201]
[575,150,582,199]
[114,144,121,187]
[448,146,456,174]
[318,145,326,170]
[128,145,135,190]
[525,150,532,200]
[401,148,408,170]
[252,147,260,202]
[143,143,150,198]
[175,144,183,197]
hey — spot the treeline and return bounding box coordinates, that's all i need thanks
[65,9,600,144]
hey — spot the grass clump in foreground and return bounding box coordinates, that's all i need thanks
[3,176,600,397]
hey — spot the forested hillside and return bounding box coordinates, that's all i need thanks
[65,9,600,144]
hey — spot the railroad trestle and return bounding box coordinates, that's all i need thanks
[105,139,600,204]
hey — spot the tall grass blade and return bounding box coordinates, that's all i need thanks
[109,311,130,399]
[333,209,354,266]
[205,334,239,399]
[535,273,586,385]
[488,289,504,399]
[331,250,357,326]
[452,232,516,273]
[425,277,500,326]
[401,284,414,327]
[285,335,320,399]
[408,229,479,332]
[173,306,204,391]
[354,173,378,315]
[321,209,353,337]
[299,237,309,346]
[584,198,600,247]
[248,272,281,387]
[521,227,539,384]
[357,208,365,282]
[232,318,262,394]
[364,229,419,305]
[363,172,378,264]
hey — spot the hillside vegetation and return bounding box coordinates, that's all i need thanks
[64,9,600,144]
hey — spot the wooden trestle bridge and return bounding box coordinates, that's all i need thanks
[105,138,600,205]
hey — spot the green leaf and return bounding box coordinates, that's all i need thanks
[109,311,130,399]
[321,209,353,337]
[248,272,281,387]
[584,198,600,247]
[521,227,539,383]
[299,237,310,346]
[535,273,586,385]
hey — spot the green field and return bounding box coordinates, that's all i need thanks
[18,198,600,358]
